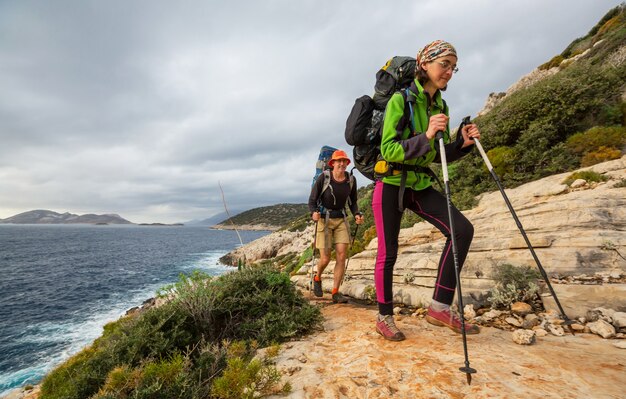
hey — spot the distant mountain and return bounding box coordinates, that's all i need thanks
[184,211,242,226]
[0,210,133,224]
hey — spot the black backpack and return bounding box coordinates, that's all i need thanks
[344,56,418,181]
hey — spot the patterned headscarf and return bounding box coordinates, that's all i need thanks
[416,40,457,68]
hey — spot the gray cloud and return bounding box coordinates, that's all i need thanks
[0,0,620,222]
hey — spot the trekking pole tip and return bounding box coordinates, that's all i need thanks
[460,366,476,385]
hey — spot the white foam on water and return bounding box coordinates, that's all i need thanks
[0,250,234,395]
[0,284,163,395]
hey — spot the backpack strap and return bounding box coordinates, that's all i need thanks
[320,169,336,206]
[320,169,354,209]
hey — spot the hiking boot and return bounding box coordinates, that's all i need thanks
[313,276,323,297]
[425,306,480,334]
[332,292,348,303]
[375,314,406,341]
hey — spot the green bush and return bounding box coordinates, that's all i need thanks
[566,125,626,154]
[486,146,516,177]
[562,170,609,186]
[581,146,623,166]
[539,55,564,70]
[488,264,542,309]
[211,351,289,399]
[40,266,321,399]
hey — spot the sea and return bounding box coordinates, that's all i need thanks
[0,224,269,396]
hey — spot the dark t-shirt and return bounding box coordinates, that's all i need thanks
[308,171,359,217]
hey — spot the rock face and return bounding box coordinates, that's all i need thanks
[299,157,626,318]
[232,157,626,318]
[220,226,315,266]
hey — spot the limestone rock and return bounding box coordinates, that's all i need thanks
[512,329,536,345]
[506,317,523,327]
[587,320,616,339]
[482,309,503,321]
[523,314,541,330]
[464,304,476,320]
[511,302,533,316]
[611,312,626,328]
[547,324,565,337]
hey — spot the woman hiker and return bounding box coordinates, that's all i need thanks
[308,149,364,303]
[373,40,482,341]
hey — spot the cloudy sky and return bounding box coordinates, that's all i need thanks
[0,0,620,223]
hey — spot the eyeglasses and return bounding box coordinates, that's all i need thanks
[434,60,459,74]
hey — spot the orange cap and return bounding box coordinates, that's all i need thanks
[328,150,351,167]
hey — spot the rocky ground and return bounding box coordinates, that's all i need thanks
[267,295,626,399]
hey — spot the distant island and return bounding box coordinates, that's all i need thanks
[138,223,184,227]
[0,210,133,225]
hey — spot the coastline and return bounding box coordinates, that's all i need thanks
[210,224,279,232]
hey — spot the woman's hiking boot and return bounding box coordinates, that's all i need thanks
[425,306,480,334]
[313,275,323,297]
[375,314,406,341]
[332,292,348,303]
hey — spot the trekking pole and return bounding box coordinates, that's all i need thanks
[470,129,575,334]
[309,220,319,297]
[436,131,477,385]
[340,224,359,287]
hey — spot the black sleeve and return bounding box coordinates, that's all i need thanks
[400,133,432,160]
[308,174,324,213]
[444,141,473,163]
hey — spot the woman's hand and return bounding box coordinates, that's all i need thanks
[460,123,481,148]
[426,114,449,139]
[355,214,364,225]
[312,211,320,222]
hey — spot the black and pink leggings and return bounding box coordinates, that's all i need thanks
[372,181,474,316]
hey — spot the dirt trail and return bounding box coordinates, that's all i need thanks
[269,298,626,399]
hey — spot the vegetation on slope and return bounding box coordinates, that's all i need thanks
[39,266,322,399]
[216,203,308,228]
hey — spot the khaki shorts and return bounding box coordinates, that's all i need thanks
[316,217,350,250]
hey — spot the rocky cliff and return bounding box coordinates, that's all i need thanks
[227,157,626,318]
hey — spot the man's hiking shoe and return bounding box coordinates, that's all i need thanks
[375,314,406,341]
[332,292,348,303]
[425,306,480,335]
[313,277,323,297]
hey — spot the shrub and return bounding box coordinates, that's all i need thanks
[363,285,377,304]
[40,267,321,399]
[488,264,541,309]
[565,125,626,156]
[539,55,564,70]
[562,170,609,186]
[581,146,623,166]
[614,178,626,188]
[211,349,289,399]
[486,146,516,177]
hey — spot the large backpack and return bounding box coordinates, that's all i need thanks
[344,56,417,181]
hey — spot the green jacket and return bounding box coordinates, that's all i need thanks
[380,79,469,190]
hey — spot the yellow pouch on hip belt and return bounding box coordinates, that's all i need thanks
[374,160,401,177]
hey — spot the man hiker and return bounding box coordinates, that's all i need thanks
[308,149,364,303]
